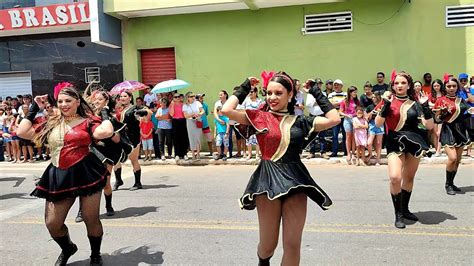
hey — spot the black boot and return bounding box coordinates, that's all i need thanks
[451,171,461,192]
[258,254,272,266]
[400,189,418,221]
[391,193,405,229]
[104,193,115,216]
[88,235,103,266]
[53,231,78,266]
[445,170,456,195]
[129,169,142,191]
[113,168,123,191]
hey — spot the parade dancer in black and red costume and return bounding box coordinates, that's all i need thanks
[375,71,434,229]
[433,76,472,195]
[113,90,148,191]
[222,72,340,265]
[17,85,114,266]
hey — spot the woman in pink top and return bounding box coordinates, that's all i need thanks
[169,92,189,159]
[340,86,360,164]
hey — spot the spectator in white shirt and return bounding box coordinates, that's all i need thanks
[294,79,304,116]
[143,87,157,107]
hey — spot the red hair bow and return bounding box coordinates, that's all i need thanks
[390,69,397,82]
[443,73,451,83]
[260,70,275,89]
[54,82,73,100]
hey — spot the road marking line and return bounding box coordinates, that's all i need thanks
[4,219,473,238]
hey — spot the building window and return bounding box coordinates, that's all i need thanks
[85,67,100,83]
[446,5,474,28]
[302,11,352,35]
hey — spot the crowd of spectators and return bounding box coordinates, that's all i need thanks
[1,71,473,164]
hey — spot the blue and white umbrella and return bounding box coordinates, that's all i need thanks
[151,79,190,94]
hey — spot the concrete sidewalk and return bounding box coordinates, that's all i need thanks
[128,153,474,166]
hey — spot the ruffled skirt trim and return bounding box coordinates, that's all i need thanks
[239,160,332,211]
[30,153,108,202]
[386,130,429,158]
[440,122,471,148]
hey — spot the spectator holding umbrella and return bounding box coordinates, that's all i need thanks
[109,80,149,191]
[169,92,189,159]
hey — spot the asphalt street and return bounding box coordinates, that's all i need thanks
[0,162,473,265]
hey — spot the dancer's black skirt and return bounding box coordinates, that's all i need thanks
[386,130,429,158]
[440,121,471,148]
[239,160,332,210]
[30,153,108,202]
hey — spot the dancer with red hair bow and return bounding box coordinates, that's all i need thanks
[433,76,472,195]
[17,84,114,265]
[375,71,434,229]
[222,72,340,265]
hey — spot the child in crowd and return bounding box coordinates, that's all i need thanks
[214,106,230,160]
[140,114,154,161]
[353,106,368,166]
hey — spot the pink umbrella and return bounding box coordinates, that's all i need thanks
[110,81,149,95]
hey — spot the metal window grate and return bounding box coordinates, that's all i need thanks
[85,67,100,83]
[302,11,352,35]
[446,5,474,28]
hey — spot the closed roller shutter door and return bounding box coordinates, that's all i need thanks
[0,72,32,99]
[141,48,176,85]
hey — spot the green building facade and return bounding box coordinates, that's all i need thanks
[110,0,473,107]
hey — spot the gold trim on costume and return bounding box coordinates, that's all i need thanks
[306,116,319,139]
[447,97,461,124]
[244,112,268,134]
[394,100,415,132]
[48,121,66,167]
[120,105,133,123]
[271,115,298,162]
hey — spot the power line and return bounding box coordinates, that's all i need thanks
[353,0,407,26]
